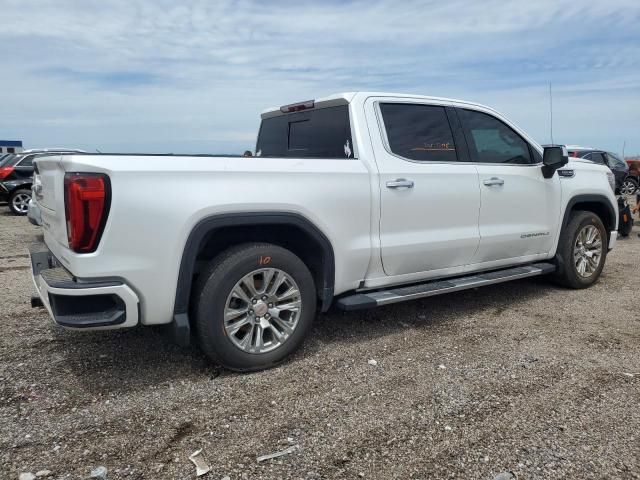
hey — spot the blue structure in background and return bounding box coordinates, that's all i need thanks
[0,140,23,154]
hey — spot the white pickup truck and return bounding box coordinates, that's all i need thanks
[30,92,618,371]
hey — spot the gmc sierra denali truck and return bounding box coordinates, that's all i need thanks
[29,92,618,371]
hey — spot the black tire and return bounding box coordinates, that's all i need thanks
[194,243,316,371]
[554,211,607,289]
[8,188,31,216]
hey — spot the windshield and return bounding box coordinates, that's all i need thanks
[0,153,16,167]
[607,152,627,168]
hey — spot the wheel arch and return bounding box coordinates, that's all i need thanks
[561,194,617,236]
[172,212,335,345]
[8,182,32,196]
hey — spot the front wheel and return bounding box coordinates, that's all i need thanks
[554,211,607,288]
[194,243,317,371]
[8,188,31,215]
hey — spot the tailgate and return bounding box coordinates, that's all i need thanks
[34,156,69,248]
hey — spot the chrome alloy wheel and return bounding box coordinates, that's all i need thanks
[224,268,302,354]
[620,180,638,196]
[573,225,603,278]
[12,193,31,214]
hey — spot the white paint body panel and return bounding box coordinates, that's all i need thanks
[474,164,560,263]
[33,91,617,328]
[40,155,372,325]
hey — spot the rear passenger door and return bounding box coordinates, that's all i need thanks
[456,108,560,263]
[371,100,481,277]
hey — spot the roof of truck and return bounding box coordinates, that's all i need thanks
[260,91,496,119]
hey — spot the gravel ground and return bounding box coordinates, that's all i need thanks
[1,205,640,480]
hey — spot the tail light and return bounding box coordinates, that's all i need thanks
[64,173,110,253]
[0,166,15,180]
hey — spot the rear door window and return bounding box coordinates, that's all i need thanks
[458,109,533,164]
[378,103,458,162]
[256,105,353,159]
[17,154,35,167]
[590,152,606,164]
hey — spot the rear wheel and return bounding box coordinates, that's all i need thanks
[194,243,316,371]
[8,188,31,215]
[554,211,607,288]
[620,178,638,195]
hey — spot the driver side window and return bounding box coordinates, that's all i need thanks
[458,109,533,165]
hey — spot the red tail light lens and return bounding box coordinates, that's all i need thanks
[64,173,110,253]
[0,166,15,180]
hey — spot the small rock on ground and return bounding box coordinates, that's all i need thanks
[494,472,515,480]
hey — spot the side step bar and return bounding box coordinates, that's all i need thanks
[336,262,556,311]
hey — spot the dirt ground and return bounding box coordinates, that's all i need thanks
[1,205,639,480]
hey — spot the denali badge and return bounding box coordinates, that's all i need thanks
[521,232,550,239]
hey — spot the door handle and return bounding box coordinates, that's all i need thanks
[386,178,414,189]
[483,177,505,186]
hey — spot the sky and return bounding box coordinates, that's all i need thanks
[1,0,639,155]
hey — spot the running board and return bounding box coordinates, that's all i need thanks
[336,262,556,311]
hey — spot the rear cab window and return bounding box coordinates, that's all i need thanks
[256,105,353,159]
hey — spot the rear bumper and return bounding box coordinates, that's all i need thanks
[29,242,139,330]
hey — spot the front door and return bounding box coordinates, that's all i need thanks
[455,107,560,263]
[369,100,481,277]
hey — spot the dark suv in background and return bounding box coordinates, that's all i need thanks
[566,146,635,194]
[0,149,85,215]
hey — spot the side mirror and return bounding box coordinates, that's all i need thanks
[542,145,568,178]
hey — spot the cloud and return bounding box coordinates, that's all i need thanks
[37,67,161,88]
[1,0,638,154]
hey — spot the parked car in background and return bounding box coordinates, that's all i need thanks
[565,146,634,194]
[626,157,640,194]
[0,148,85,215]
